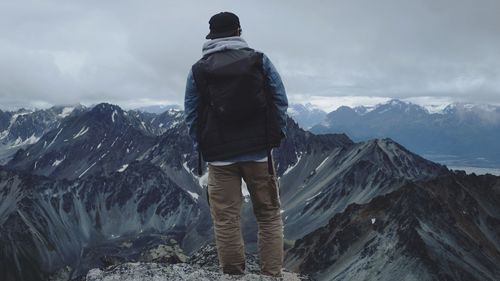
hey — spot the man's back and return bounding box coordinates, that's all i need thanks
[191,46,282,162]
[184,11,288,277]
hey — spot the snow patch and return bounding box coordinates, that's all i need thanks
[59,107,75,118]
[170,120,180,128]
[283,155,302,175]
[306,191,322,202]
[187,191,199,201]
[198,173,208,188]
[10,133,40,148]
[73,126,89,139]
[111,137,119,147]
[48,128,63,148]
[99,152,109,160]
[9,111,32,129]
[316,156,329,171]
[79,162,97,178]
[0,129,8,140]
[52,155,66,166]
[117,164,129,172]
[182,161,191,173]
[371,218,376,224]
[112,110,117,123]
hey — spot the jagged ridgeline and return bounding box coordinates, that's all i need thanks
[1,102,499,281]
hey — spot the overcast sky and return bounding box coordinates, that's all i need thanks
[1,0,499,112]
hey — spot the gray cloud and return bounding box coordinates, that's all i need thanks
[1,0,499,111]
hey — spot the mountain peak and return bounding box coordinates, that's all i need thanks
[87,103,128,126]
[387,99,410,106]
[287,103,327,130]
[91,102,123,113]
[135,104,182,114]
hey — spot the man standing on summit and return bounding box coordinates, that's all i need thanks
[184,12,288,277]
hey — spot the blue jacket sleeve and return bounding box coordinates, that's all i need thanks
[262,54,288,136]
[184,69,199,149]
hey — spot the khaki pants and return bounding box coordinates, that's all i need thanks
[207,161,283,277]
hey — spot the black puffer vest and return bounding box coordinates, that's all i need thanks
[192,48,282,162]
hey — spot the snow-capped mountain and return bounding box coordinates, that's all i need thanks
[134,104,182,115]
[6,103,161,180]
[125,108,185,136]
[287,103,327,130]
[148,108,185,136]
[311,99,500,167]
[0,104,86,164]
[286,172,500,281]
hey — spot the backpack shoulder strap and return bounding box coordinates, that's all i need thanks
[191,61,210,176]
[253,51,276,175]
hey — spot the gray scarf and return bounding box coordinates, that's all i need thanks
[202,36,249,56]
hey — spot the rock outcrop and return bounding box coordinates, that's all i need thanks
[86,244,310,281]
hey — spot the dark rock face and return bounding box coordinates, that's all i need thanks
[279,134,448,239]
[0,162,206,281]
[0,109,12,132]
[286,172,500,281]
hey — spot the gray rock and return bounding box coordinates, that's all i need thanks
[87,244,311,281]
[139,239,188,264]
[86,262,306,281]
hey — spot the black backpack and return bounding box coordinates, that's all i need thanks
[191,48,282,174]
[193,48,268,124]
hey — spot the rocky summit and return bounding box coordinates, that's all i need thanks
[85,244,309,281]
[86,263,303,281]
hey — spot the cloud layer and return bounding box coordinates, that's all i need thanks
[1,0,499,111]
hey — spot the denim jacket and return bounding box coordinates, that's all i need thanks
[184,37,288,164]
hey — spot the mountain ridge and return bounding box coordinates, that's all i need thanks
[286,172,500,281]
[311,99,500,168]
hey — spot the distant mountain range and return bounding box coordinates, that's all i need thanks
[0,104,87,164]
[311,99,500,168]
[286,103,327,130]
[134,104,182,114]
[0,102,499,281]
